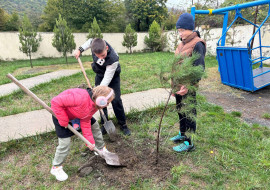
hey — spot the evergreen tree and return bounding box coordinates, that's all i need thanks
[156,54,205,162]
[87,17,103,39]
[144,20,167,52]
[18,15,42,68]
[52,14,76,64]
[122,24,137,53]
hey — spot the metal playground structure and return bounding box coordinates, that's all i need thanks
[191,0,270,91]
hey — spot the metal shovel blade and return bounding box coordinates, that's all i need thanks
[100,110,116,141]
[104,120,116,135]
[97,150,122,166]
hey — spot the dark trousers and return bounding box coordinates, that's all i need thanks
[175,92,197,133]
[52,116,96,138]
[95,75,127,126]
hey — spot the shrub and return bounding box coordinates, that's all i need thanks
[144,20,167,52]
[122,24,137,53]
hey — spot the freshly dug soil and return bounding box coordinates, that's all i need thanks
[79,134,178,189]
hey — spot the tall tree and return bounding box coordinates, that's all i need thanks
[0,8,9,31]
[52,14,76,64]
[39,0,63,31]
[41,0,125,32]
[87,17,103,39]
[18,15,42,68]
[5,12,20,31]
[163,8,184,31]
[125,0,168,31]
[122,24,138,53]
[102,0,127,32]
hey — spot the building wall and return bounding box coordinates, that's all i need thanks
[0,25,269,61]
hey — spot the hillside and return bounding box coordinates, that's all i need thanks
[0,0,47,27]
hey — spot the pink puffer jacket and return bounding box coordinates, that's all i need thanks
[51,88,98,144]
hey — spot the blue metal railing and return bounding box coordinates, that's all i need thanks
[191,0,270,91]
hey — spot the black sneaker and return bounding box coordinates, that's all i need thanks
[101,125,107,135]
[120,125,131,136]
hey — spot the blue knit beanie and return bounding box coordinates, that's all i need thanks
[176,13,194,30]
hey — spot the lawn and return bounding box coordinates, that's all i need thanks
[0,53,217,117]
[0,52,175,117]
[1,53,269,189]
[0,96,269,189]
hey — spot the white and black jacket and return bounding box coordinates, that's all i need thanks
[79,39,121,86]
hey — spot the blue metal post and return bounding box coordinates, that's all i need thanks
[221,12,229,46]
[191,5,196,20]
[259,29,263,67]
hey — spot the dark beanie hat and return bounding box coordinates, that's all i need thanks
[176,13,194,30]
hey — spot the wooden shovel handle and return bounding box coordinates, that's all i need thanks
[6,73,99,152]
[77,58,107,121]
[77,57,92,89]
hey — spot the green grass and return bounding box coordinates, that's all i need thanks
[0,95,269,189]
[1,53,269,189]
[0,56,92,85]
[0,52,215,117]
[262,113,270,119]
[231,111,242,117]
[204,55,218,68]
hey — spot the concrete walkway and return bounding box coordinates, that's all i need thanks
[0,70,80,97]
[0,88,174,143]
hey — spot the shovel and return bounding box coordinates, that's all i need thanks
[6,73,121,166]
[77,57,116,140]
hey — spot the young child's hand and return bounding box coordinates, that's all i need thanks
[74,49,81,59]
[87,144,95,151]
[176,85,188,96]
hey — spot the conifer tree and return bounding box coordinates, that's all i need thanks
[144,20,167,52]
[19,15,42,68]
[52,14,76,64]
[122,24,137,53]
[87,17,103,39]
[156,54,205,162]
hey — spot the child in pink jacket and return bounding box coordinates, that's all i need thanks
[50,86,114,181]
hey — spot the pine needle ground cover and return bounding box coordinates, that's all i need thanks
[0,95,269,189]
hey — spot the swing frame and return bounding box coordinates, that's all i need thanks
[191,0,270,91]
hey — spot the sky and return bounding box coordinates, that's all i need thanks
[166,0,193,9]
[166,0,226,9]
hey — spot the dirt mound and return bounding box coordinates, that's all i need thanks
[79,134,177,189]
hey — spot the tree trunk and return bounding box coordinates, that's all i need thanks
[65,54,68,64]
[156,89,172,164]
[137,19,141,32]
[129,47,132,54]
[29,53,33,68]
